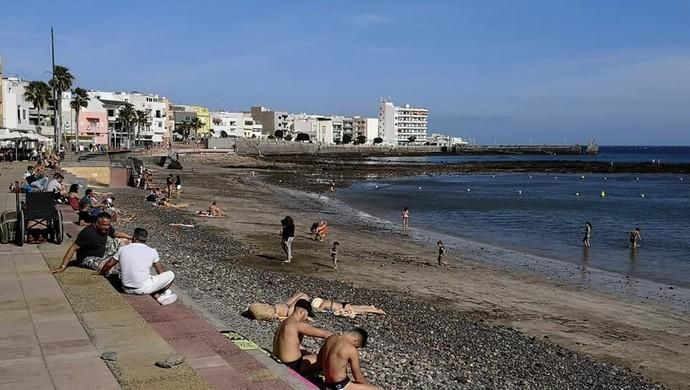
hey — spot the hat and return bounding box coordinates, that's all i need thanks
[294,299,314,317]
[311,298,323,311]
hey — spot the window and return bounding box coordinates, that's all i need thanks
[23,110,27,120]
[156,110,161,118]
[158,122,162,128]
[107,109,115,117]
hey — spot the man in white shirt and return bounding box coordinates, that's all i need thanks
[106,228,177,305]
[45,172,64,195]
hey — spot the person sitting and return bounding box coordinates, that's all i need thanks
[311,297,385,318]
[317,328,382,390]
[78,201,97,226]
[311,220,328,241]
[24,166,36,184]
[145,188,159,202]
[45,172,66,201]
[81,188,96,208]
[99,228,177,305]
[273,299,333,374]
[197,201,225,217]
[67,184,81,210]
[156,197,189,209]
[52,212,132,274]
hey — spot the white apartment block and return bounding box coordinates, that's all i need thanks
[1,77,54,134]
[292,114,333,144]
[378,100,428,145]
[211,111,262,138]
[90,91,169,148]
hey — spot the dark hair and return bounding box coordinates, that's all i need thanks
[85,188,93,195]
[351,327,369,348]
[96,212,112,221]
[294,299,314,317]
[333,241,340,246]
[437,240,443,245]
[69,184,79,193]
[53,172,64,179]
[403,206,409,211]
[282,216,294,225]
[133,228,148,243]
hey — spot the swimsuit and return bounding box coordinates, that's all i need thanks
[325,377,350,390]
[283,357,302,372]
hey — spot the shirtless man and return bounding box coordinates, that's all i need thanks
[272,299,333,374]
[317,328,382,390]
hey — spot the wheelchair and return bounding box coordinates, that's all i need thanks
[14,191,64,246]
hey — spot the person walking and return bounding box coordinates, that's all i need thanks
[331,241,340,270]
[402,206,410,231]
[281,216,295,263]
[582,222,592,248]
[437,240,448,266]
[629,227,642,248]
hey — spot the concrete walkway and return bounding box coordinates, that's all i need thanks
[1,162,315,390]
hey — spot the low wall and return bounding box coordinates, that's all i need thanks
[62,166,111,188]
[234,139,442,156]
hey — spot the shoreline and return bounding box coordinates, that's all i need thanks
[113,154,688,389]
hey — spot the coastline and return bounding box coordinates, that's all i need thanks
[114,154,689,389]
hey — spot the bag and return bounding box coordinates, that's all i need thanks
[248,303,275,321]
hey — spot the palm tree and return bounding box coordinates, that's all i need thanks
[188,117,204,139]
[49,66,74,143]
[174,120,191,142]
[70,88,90,153]
[24,81,51,131]
[117,102,136,149]
[135,109,150,147]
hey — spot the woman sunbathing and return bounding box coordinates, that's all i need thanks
[157,197,189,209]
[246,292,385,321]
[310,297,385,317]
[197,201,225,217]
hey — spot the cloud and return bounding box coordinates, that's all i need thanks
[352,13,390,25]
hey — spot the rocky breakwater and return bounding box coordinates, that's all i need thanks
[113,189,665,390]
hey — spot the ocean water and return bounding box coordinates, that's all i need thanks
[339,157,690,287]
[366,145,690,164]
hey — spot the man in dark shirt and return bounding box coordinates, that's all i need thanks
[52,212,131,273]
[280,216,295,263]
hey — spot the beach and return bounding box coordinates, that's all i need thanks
[113,153,689,389]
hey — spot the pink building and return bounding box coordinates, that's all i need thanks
[78,111,108,145]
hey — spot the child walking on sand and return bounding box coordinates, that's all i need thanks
[331,241,340,270]
[437,240,448,266]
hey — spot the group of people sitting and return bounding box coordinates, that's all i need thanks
[52,213,178,306]
[269,293,384,389]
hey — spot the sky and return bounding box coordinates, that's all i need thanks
[1,0,690,145]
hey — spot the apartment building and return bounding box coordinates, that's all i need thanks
[211,111,262,138]
[378,100,428,145]
[353,117,379,143]
[292,114,333,144]
[1,76,56,135]
[250,106,291,138]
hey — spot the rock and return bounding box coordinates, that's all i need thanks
[100,351,118,361]
[156,354,185,368]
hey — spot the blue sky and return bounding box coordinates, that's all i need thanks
[2,0,690,145]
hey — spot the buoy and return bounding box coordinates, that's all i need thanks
[466,188,471,192]
[554,176,558,180]
[491,175,495,178]
[279,179,282,183]
[603,177,607,180]
[581,175,585,180]
[681,178,684,181]
[529,175,533,179]
[641,193,645,198]
[418,186,422,190]
[576,192,580,196]
[600,191,606,198]
[636,177,640,181]
[375,185,379,189]
[518,190,523,195]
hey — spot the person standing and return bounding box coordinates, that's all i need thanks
[437,240,448,266]
[165,174,174,198]
[175,175,182,198]
[281,216,295,263]
[402,206,410,231]
[630,227,642,248]
[331,241,340,270]
[582,222,592,248]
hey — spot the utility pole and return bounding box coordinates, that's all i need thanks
[51,27,59,151]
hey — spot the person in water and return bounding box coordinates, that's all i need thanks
[582,222,592,248]
[629,227,642,248]
[401,207,410,230]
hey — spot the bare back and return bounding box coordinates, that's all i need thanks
[273,317,303,363]
[318,335,354,384]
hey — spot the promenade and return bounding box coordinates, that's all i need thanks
[0,162,313,390]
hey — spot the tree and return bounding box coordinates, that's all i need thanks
[220,130,229,138]
[356,135,367,144]
[407,135,416,144]
[174,121,191,142]
[49,66,74,144]
[24,81,51,131]
[274,130,284,139]
[135,109,151,147]
[117,102,136,148]
[295,133,310,142]
[69,88,90,153]
[342,134,353,144]
[188,117,204,139]
[373,137,383,144]
[284,133,293,141]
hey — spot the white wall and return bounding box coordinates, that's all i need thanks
[1,78,33,131]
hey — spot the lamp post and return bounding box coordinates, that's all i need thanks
[50,27,59,152]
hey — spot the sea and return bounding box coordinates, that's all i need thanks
[338,146,690,287]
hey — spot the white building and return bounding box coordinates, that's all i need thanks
[353,117,379,143]
[89,91,169,148]
[378,100,428,145]
[250,106,291,138]
[427,133,468,146]
[292,114,333,144]
[211,111,262,138]
[1,77,54,134]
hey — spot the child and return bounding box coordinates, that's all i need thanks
[437,240,448,266]
[402,206,410,230]
[331,241,340,270]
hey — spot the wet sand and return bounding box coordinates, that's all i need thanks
[122,153,689,389]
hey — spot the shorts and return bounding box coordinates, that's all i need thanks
[124,271,175,295]
[325,377,350,390]
[80,237,119,270]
